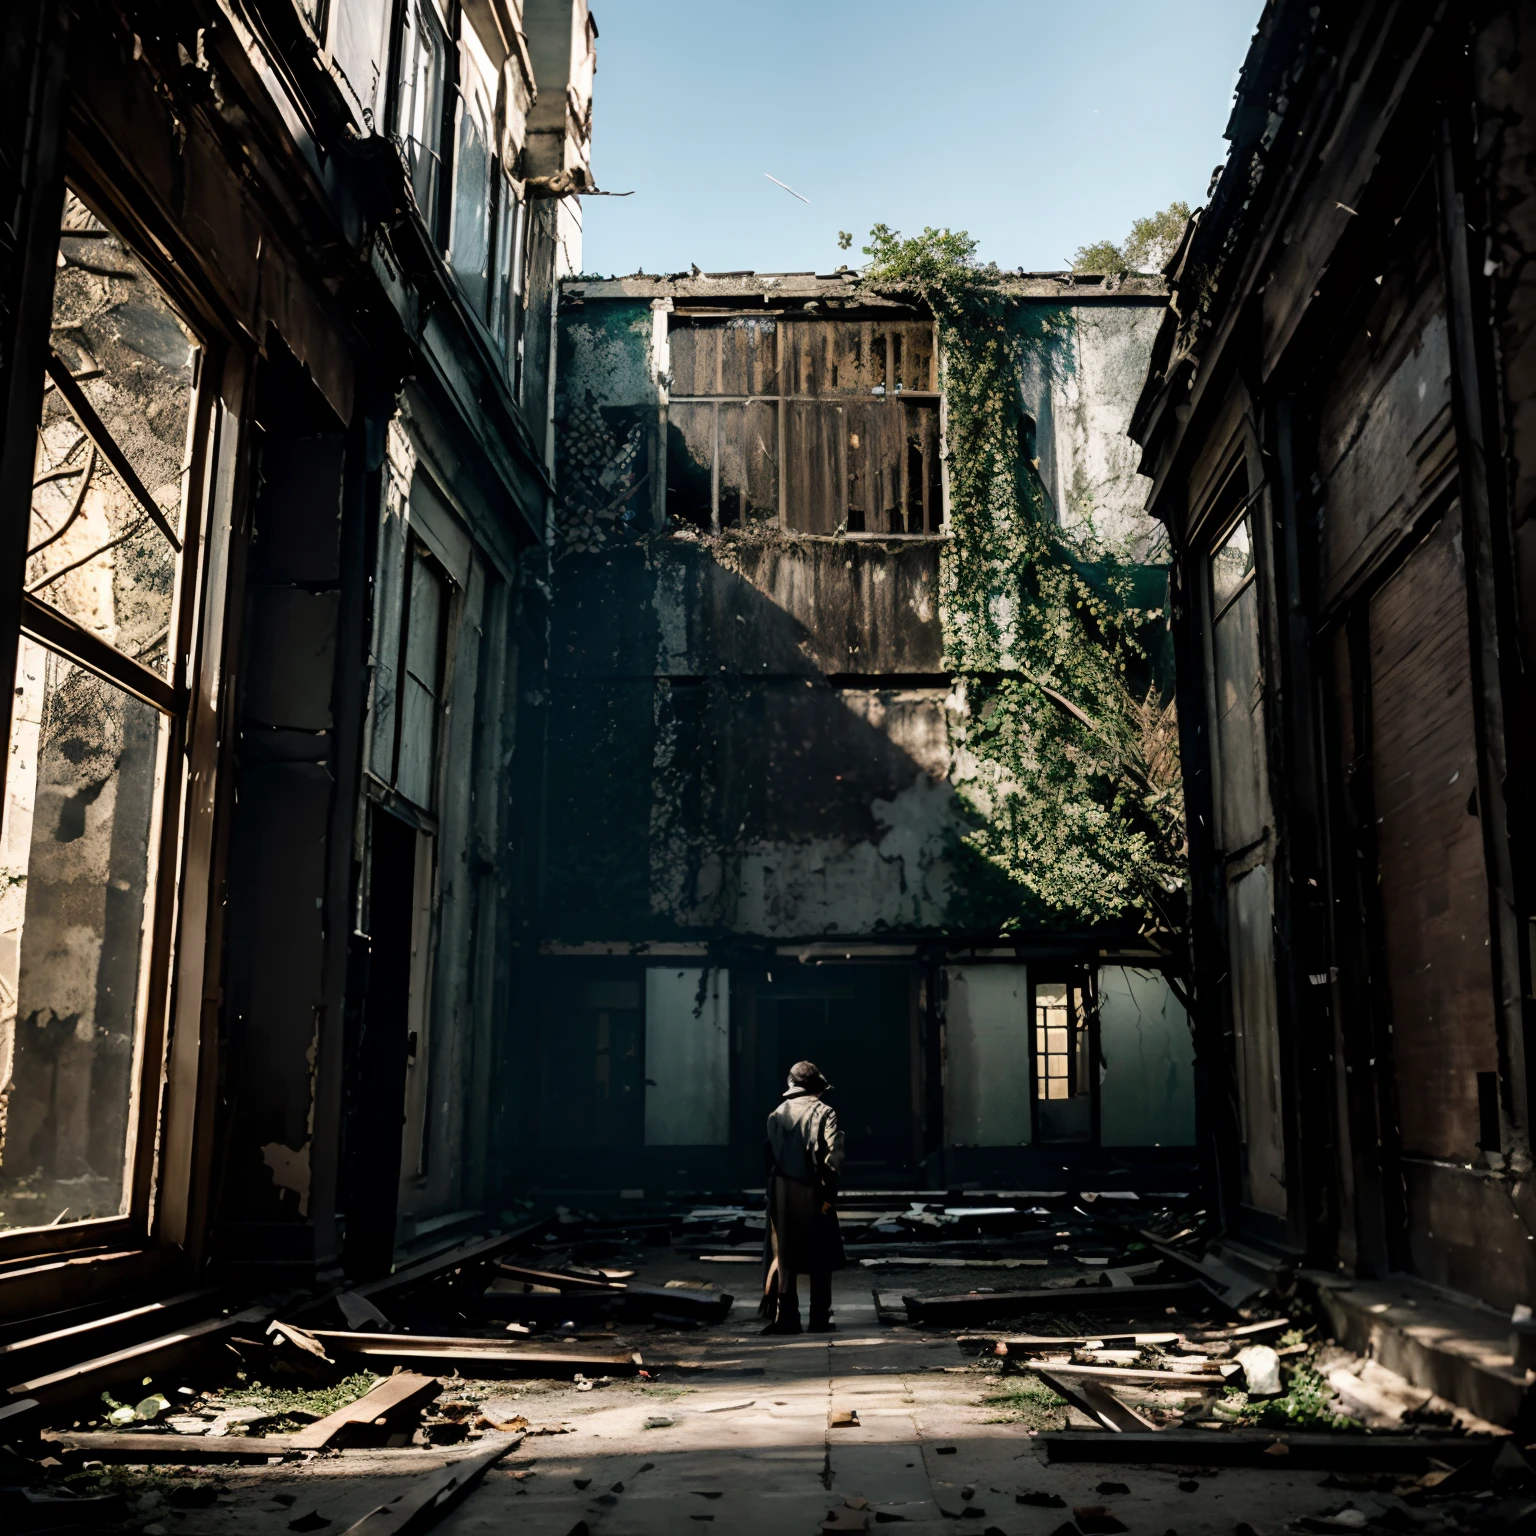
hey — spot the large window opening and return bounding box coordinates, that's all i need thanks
[0,190,204,1235]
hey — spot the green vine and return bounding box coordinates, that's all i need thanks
[862,225,1185,939]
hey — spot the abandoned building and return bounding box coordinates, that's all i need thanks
[5,0,1536,1526]
[0,0,596,1290]
[528,268,1194,1194]
[1131,0,1536,1348]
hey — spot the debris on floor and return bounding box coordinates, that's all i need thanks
[0,1193,1526,1534]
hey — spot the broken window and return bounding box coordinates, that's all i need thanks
[0,191,204,1234]
[666,315,943,536]
[1033,979,1094,1143]
[394,0,452,233]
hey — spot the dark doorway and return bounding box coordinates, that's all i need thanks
[340,807,418,1276]
[742,966,919,1184]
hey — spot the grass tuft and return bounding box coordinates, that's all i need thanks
[981,1376,1068,1430]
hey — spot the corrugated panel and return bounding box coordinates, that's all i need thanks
[1368,502,1496,1160]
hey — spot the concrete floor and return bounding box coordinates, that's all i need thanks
[143,1259,1438,1536]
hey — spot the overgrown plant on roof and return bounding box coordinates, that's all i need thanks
[862,225,1186,950]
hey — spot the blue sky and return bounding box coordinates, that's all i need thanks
[579,0,1259,278]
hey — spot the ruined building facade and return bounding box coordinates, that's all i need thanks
[0,0,594,1299]
[1132,0,1536,1315]
[522,271,1196,1194]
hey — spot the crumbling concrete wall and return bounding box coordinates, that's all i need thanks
[1019,301,1168,557]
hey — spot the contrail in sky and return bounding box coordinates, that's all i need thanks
[764,173,810,204]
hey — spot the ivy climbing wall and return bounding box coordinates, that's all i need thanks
[545,268,1174,946]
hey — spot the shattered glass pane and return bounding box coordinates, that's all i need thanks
[31,194,196,676]
[0,640,165,1231]
[1212,513,1254,613]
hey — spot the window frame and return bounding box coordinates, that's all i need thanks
[391,0,456,243]
[1028,970,1099,1145]
[446,16,498,320]
[0,176,222,1260]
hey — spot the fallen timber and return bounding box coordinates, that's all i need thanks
[293,1327,645,1378]
[1041,1429,1502,1471]
[902,1281,1207,1326]
[42,1429,300,1463]
[1037,1371,1156,1433]
[336,1438,521,1536]
[958,1331,1182,1354]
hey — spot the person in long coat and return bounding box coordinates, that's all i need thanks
[760,1060,846,1333]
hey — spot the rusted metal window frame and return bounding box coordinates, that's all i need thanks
[665,312,946,539]
[0,169,223,1264]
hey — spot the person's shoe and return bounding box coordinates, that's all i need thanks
[807,1320,837,1333]
[760,1319,802,1335]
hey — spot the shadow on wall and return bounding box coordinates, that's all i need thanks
[544,536,1018,941]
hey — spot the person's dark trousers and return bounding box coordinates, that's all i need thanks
[773,1267,833,1331]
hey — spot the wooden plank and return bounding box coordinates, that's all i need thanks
[0,1248,181,1325]
[348,1230,535,1304]
[289,1373,441,1450]
[1182,1317,1291,1343]
[902,1282,1204,1326]
[11,1307,271,1407]
[0,1289,219,1380]
[959,1332,1182,1355]
[311,1331,641,1377]
[1037,1370,1156,1433]
[1027,1362,1227,1390]
[337,1436,521,1536]
[492,1262,619,1292]
[1041,1429,1497,1471]
[43,1429,297,1462]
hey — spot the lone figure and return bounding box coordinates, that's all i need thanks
[760,1060,846,1333]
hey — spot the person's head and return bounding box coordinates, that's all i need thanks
[787,1060,831,1095]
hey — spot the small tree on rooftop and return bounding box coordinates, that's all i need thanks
[1072,201,1192,275]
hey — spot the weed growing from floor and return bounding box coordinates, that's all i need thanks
[981,1376,1068,1429]
[218,1372,380,1423]
[1249,1363,1359,1431]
